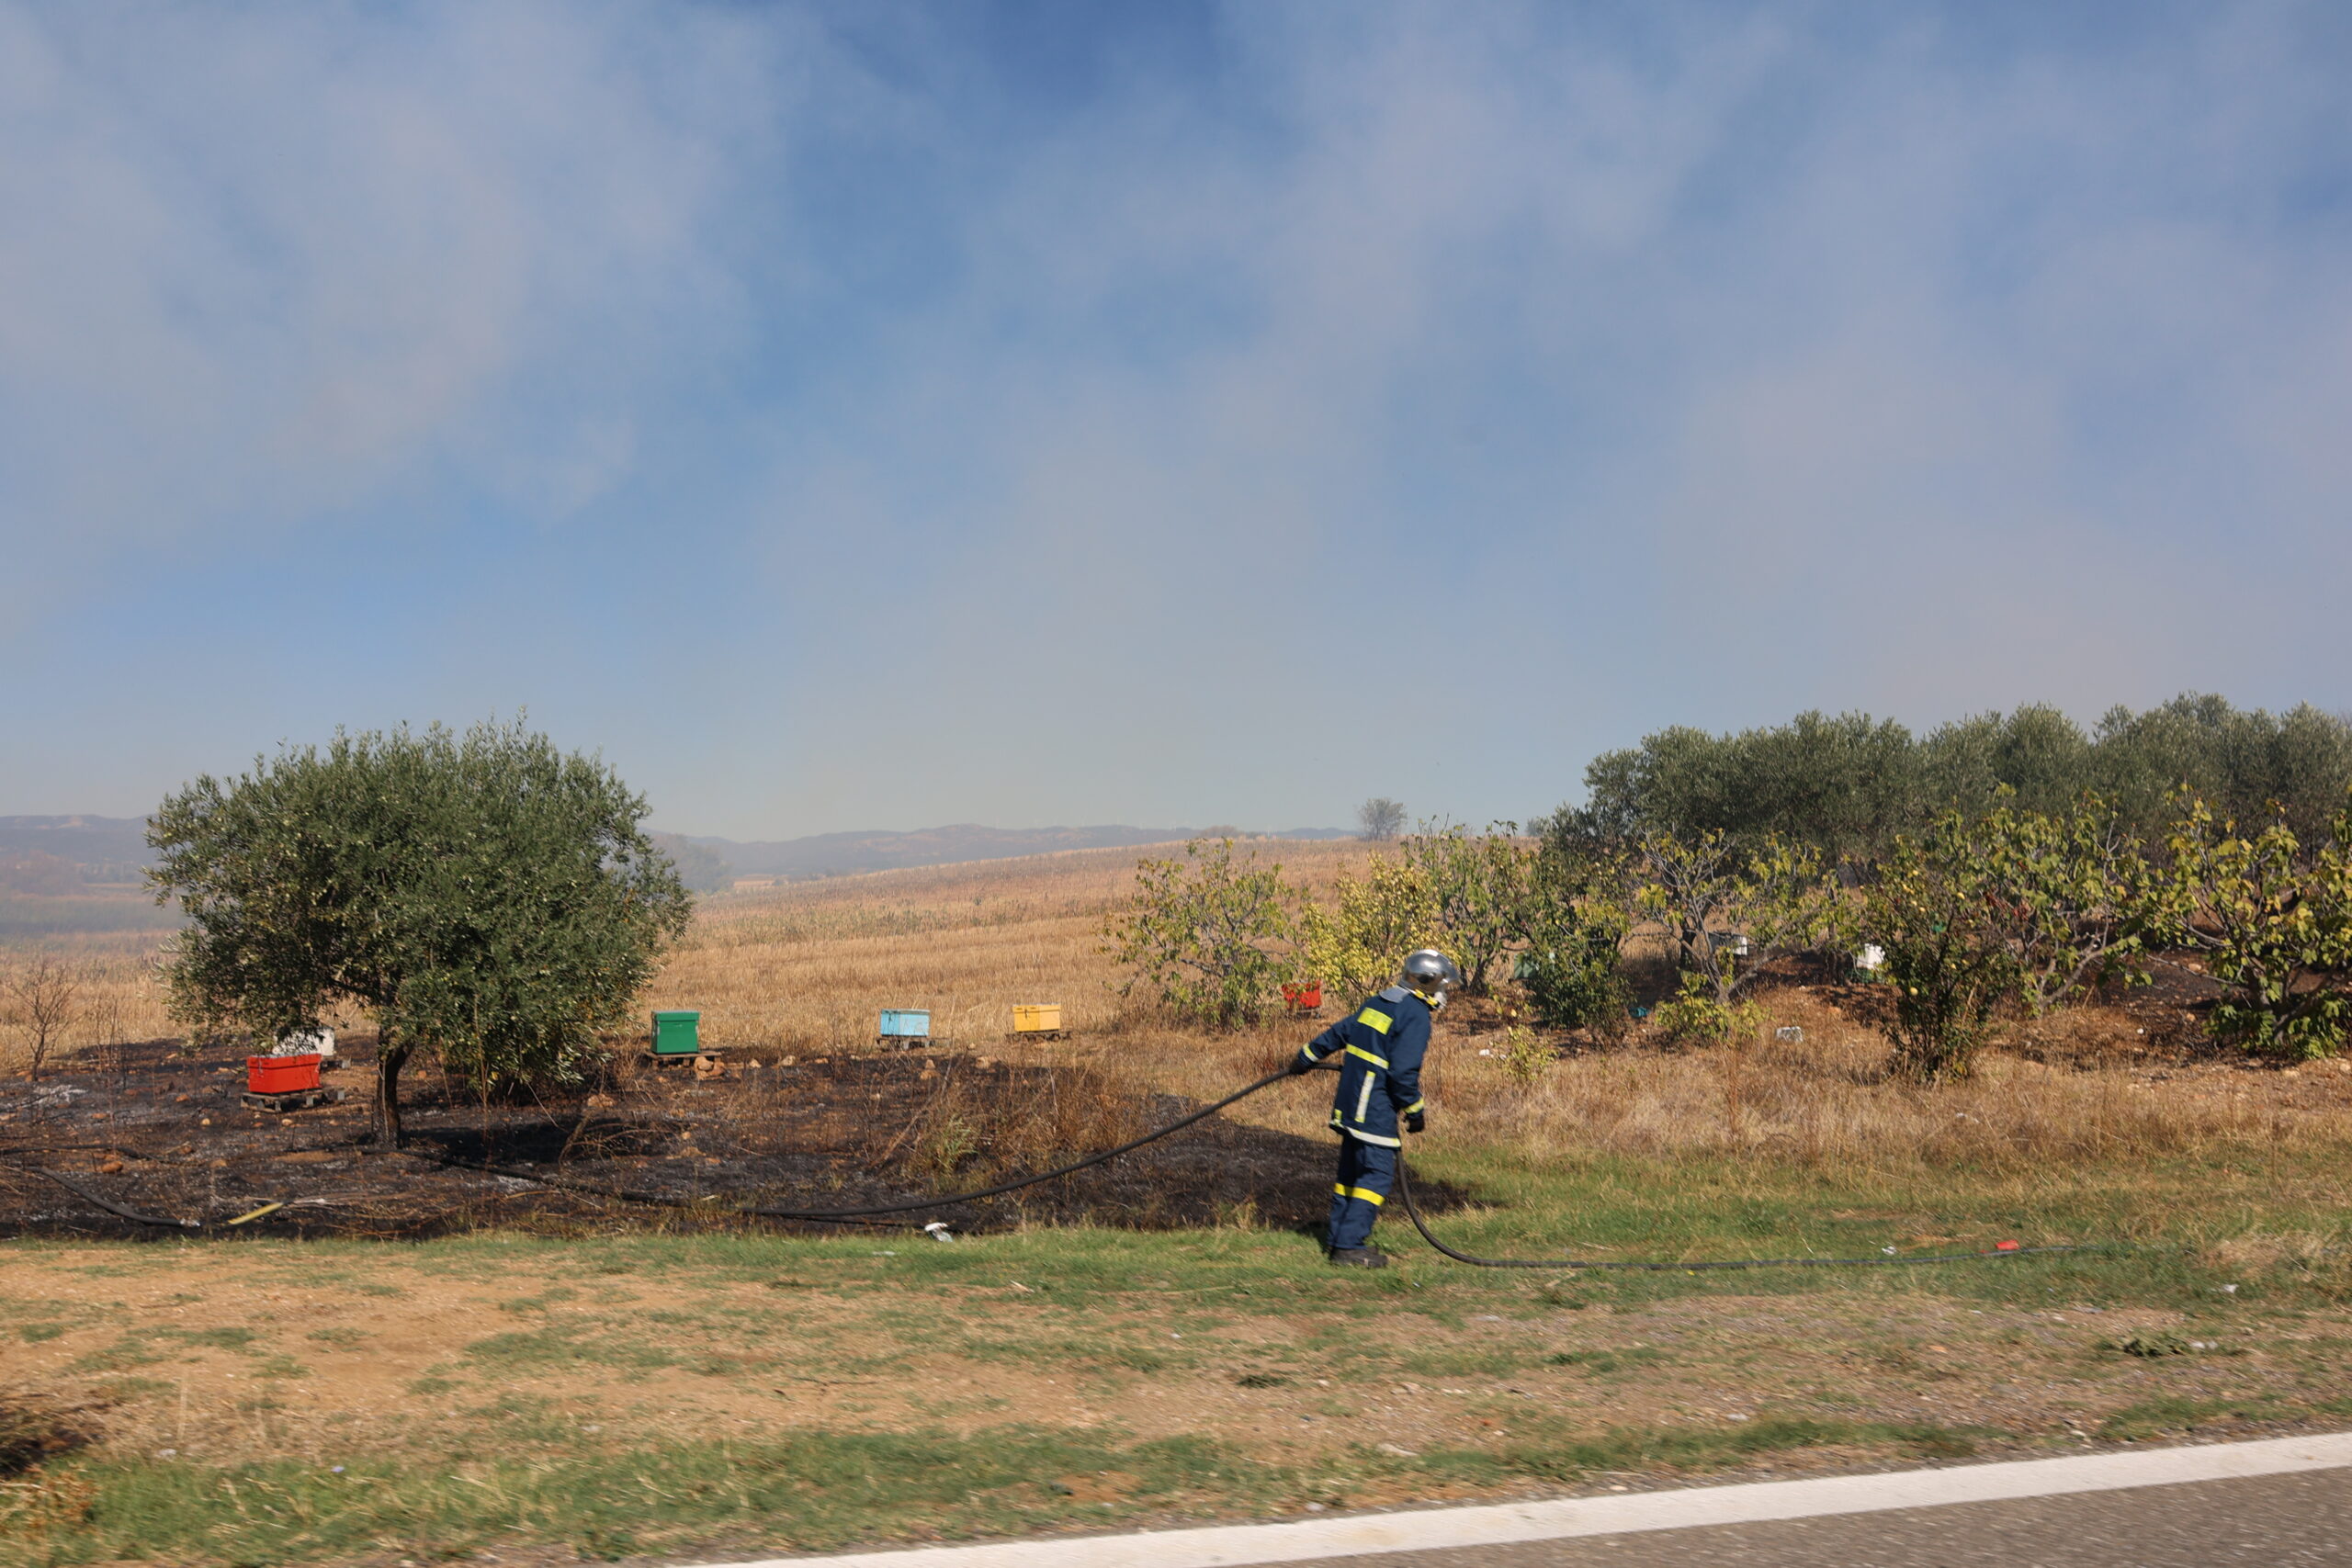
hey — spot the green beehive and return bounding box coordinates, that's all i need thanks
[650,1010,702,1055]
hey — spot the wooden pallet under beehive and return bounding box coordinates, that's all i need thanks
[1010,1005,1064,1042]
[239,1087,346,1112]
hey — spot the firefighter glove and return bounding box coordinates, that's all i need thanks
[1286,1053,1317,1077]
[1404,1110,1426,1134]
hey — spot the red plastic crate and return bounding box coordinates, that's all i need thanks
[246,1054,322,1095]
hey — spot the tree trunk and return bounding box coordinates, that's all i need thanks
[374,1035,412,1149]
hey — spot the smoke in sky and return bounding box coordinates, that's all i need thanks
[3,2,2347,834]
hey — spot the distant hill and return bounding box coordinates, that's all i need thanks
[0,815,154,886]
[0,815,179,936]
[686,824,1351,884]
[1,812,1351,893]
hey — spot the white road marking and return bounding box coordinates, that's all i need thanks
[694,1429,2352,1568]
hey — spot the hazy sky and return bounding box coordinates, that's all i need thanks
[4,2,2348,838]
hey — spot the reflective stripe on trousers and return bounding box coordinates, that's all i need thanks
[1330,1107,1402,1147]
[1327,1136,1397,1251]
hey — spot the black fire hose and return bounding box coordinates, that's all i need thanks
[19,1166,200,1230]
[401,1066,1301,1224]
[750,1065,1299,1218]
[401,1063,2087,1270]
[6,1061,2088,1267]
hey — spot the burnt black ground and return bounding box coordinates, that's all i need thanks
[0,1036,1466,1241]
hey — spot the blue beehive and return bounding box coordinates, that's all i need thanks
[877,1009,931,1043]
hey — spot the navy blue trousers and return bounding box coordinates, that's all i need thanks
[1326,1135,1397,1251]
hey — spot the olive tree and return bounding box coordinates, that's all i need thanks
[1562,694,2352,863]
[1574,712,1923,868]
[148,719,693,1146]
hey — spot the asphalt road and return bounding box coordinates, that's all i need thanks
[1306,1467,2352,1568]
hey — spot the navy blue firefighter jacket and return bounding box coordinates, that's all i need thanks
[1295,986,1430,1147]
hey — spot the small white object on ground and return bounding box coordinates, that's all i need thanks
[923,1222,955,1242]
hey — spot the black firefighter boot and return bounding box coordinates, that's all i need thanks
[1328,1246,1389,1268]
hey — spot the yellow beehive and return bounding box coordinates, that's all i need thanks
[1012,1004,1063,1035]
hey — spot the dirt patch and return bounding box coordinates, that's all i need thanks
[0,1037,1468,1241]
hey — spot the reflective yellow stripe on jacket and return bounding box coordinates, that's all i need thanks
[1330,998,1406,1145]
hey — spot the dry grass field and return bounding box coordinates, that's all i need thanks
[650,840,1258,1055]
[1,838,1372,1068]
[14,835,2350,1177]
[9,833,2352,1238]
[6,839,2352,1565]
[648,838,2352,1180]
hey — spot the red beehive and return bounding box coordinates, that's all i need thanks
[246,1054,322,1095]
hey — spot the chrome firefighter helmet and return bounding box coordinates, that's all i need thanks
[1401,949,1464,1003]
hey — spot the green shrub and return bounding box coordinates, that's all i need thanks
[1648,972,1765,1046]
[1967,796,2162,1015]
[1630,830,1849,1011]
[1401,824,1541,996]
[1494,1025,1552,1086]
[2158,795,2352,1059]
[1102,839,1294,1031]
[1520,945,1628,1037]
[1863,817,2019,1081]
[1516,844,1631,1036]
[1296,856,1437,1007]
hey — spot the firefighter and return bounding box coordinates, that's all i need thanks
[1289,949,1462,1267]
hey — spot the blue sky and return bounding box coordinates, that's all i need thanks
[4,1,2348,838]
